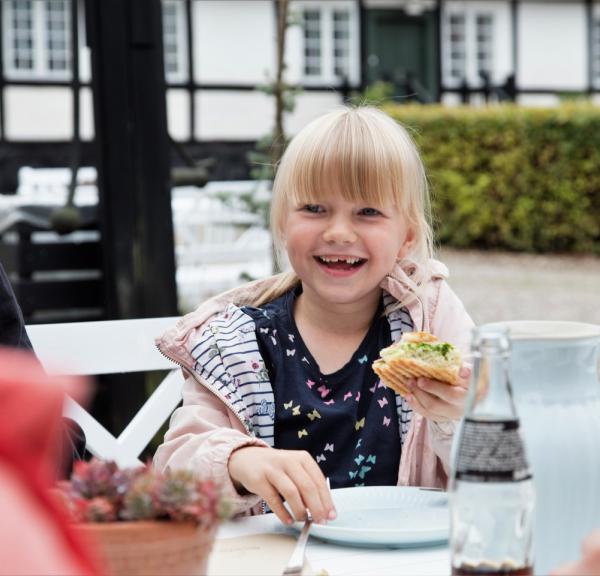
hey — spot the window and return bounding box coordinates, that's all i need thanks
[332,10,350,79]
[162,0,188,83]
[3,0,71,80]
[444,10,495,86]
[303,10,322,77]
[448,13,466,81]
[297,2,359,85]
[593,17,600,88]
[476,14,493,79]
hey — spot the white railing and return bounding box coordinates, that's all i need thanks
[2,169,274,310]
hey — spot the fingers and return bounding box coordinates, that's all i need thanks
[458,364,472,384]
[405,376,468,421]
[262,483,294,525]
[299,453,337,522]
[266,468,308,524]
[235,448,335,525]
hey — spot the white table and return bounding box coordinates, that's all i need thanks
[211,514,450,576]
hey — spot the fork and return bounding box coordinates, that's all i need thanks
[282,514,313,576]
[282,478,331,576]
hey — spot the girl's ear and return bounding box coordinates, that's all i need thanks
[397,228,416,260]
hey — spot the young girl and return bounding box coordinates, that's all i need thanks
[154,106,474,526]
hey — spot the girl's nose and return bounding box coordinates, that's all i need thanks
[322,217,357,244]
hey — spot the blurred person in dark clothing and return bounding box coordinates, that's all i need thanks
[0,261,86,477]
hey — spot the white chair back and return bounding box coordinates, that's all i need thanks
[28,317,183,467]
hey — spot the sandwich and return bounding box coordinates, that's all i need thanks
[372,331,462,395]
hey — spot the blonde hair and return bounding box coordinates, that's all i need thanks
[255,106,434,307]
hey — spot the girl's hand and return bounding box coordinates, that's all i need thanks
[228,446,336,525]
[404,364,471,422]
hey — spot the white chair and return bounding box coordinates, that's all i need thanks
[27,317,183,467]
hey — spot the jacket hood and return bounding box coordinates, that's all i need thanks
[156,258,449,369]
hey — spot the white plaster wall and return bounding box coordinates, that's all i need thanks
[195,90,274,140]
[285,92,345,135]
[517,93,561,107]
[193,1,275,84]
[167,89,191,141]
[4,87,72,140]
[80,87,94,141]
[518,2,587,89]
[194,90,345,141]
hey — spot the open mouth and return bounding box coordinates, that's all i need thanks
[314,256,367,271]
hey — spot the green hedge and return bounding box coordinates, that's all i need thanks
[384,104,600,253]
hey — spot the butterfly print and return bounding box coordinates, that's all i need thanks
[324,443,334,452]
[307,409,321,421]
[316,454,326,463]
[292,405,301,416]
[297,429,308,438]
[378,397,388,408]
[286,349,296,357]
[324,399,335,405]
[355,417,365,431]
[358,355,368,364]
[306,379,315,389]
[383,416,391,427]
[317,385,331,398]
[358,466,372,480]
[343,391,353,402]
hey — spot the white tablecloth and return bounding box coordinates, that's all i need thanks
[211,514,449,576]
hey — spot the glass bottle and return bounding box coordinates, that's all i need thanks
[449,325,535,576]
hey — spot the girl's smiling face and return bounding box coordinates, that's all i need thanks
[283,193,414,310]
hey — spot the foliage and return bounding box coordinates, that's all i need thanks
[58,458,230,526]
[383,103,600,253]
[350,81,396,107]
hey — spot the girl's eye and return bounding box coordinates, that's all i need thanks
[302,204,324,214]
[359,207,382,217]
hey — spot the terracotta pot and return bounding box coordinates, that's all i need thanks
[75,521,217,576]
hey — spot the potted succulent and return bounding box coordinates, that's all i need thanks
[58,459,229,576]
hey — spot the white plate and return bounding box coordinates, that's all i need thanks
[293,486,449,548]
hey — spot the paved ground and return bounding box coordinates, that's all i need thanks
[439,248,600,326]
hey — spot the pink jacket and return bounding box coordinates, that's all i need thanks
[154,259,474,514]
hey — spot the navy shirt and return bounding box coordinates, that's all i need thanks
[242,288,401,489]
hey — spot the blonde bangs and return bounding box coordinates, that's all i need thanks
[291,121,398,208]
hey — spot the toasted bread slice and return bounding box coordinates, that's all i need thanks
[372,332,461,393]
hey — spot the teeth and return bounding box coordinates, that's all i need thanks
[319,256,362,264]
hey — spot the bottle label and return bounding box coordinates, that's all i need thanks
[455,418,532,483]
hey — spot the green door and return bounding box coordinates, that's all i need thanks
[366,9,439,102]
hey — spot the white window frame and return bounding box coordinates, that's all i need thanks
[293,0,360,86]
[162,0,188,84]
[443,7,496,87]
[3,0,71,81]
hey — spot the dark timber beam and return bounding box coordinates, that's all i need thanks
[85,0,177,321]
